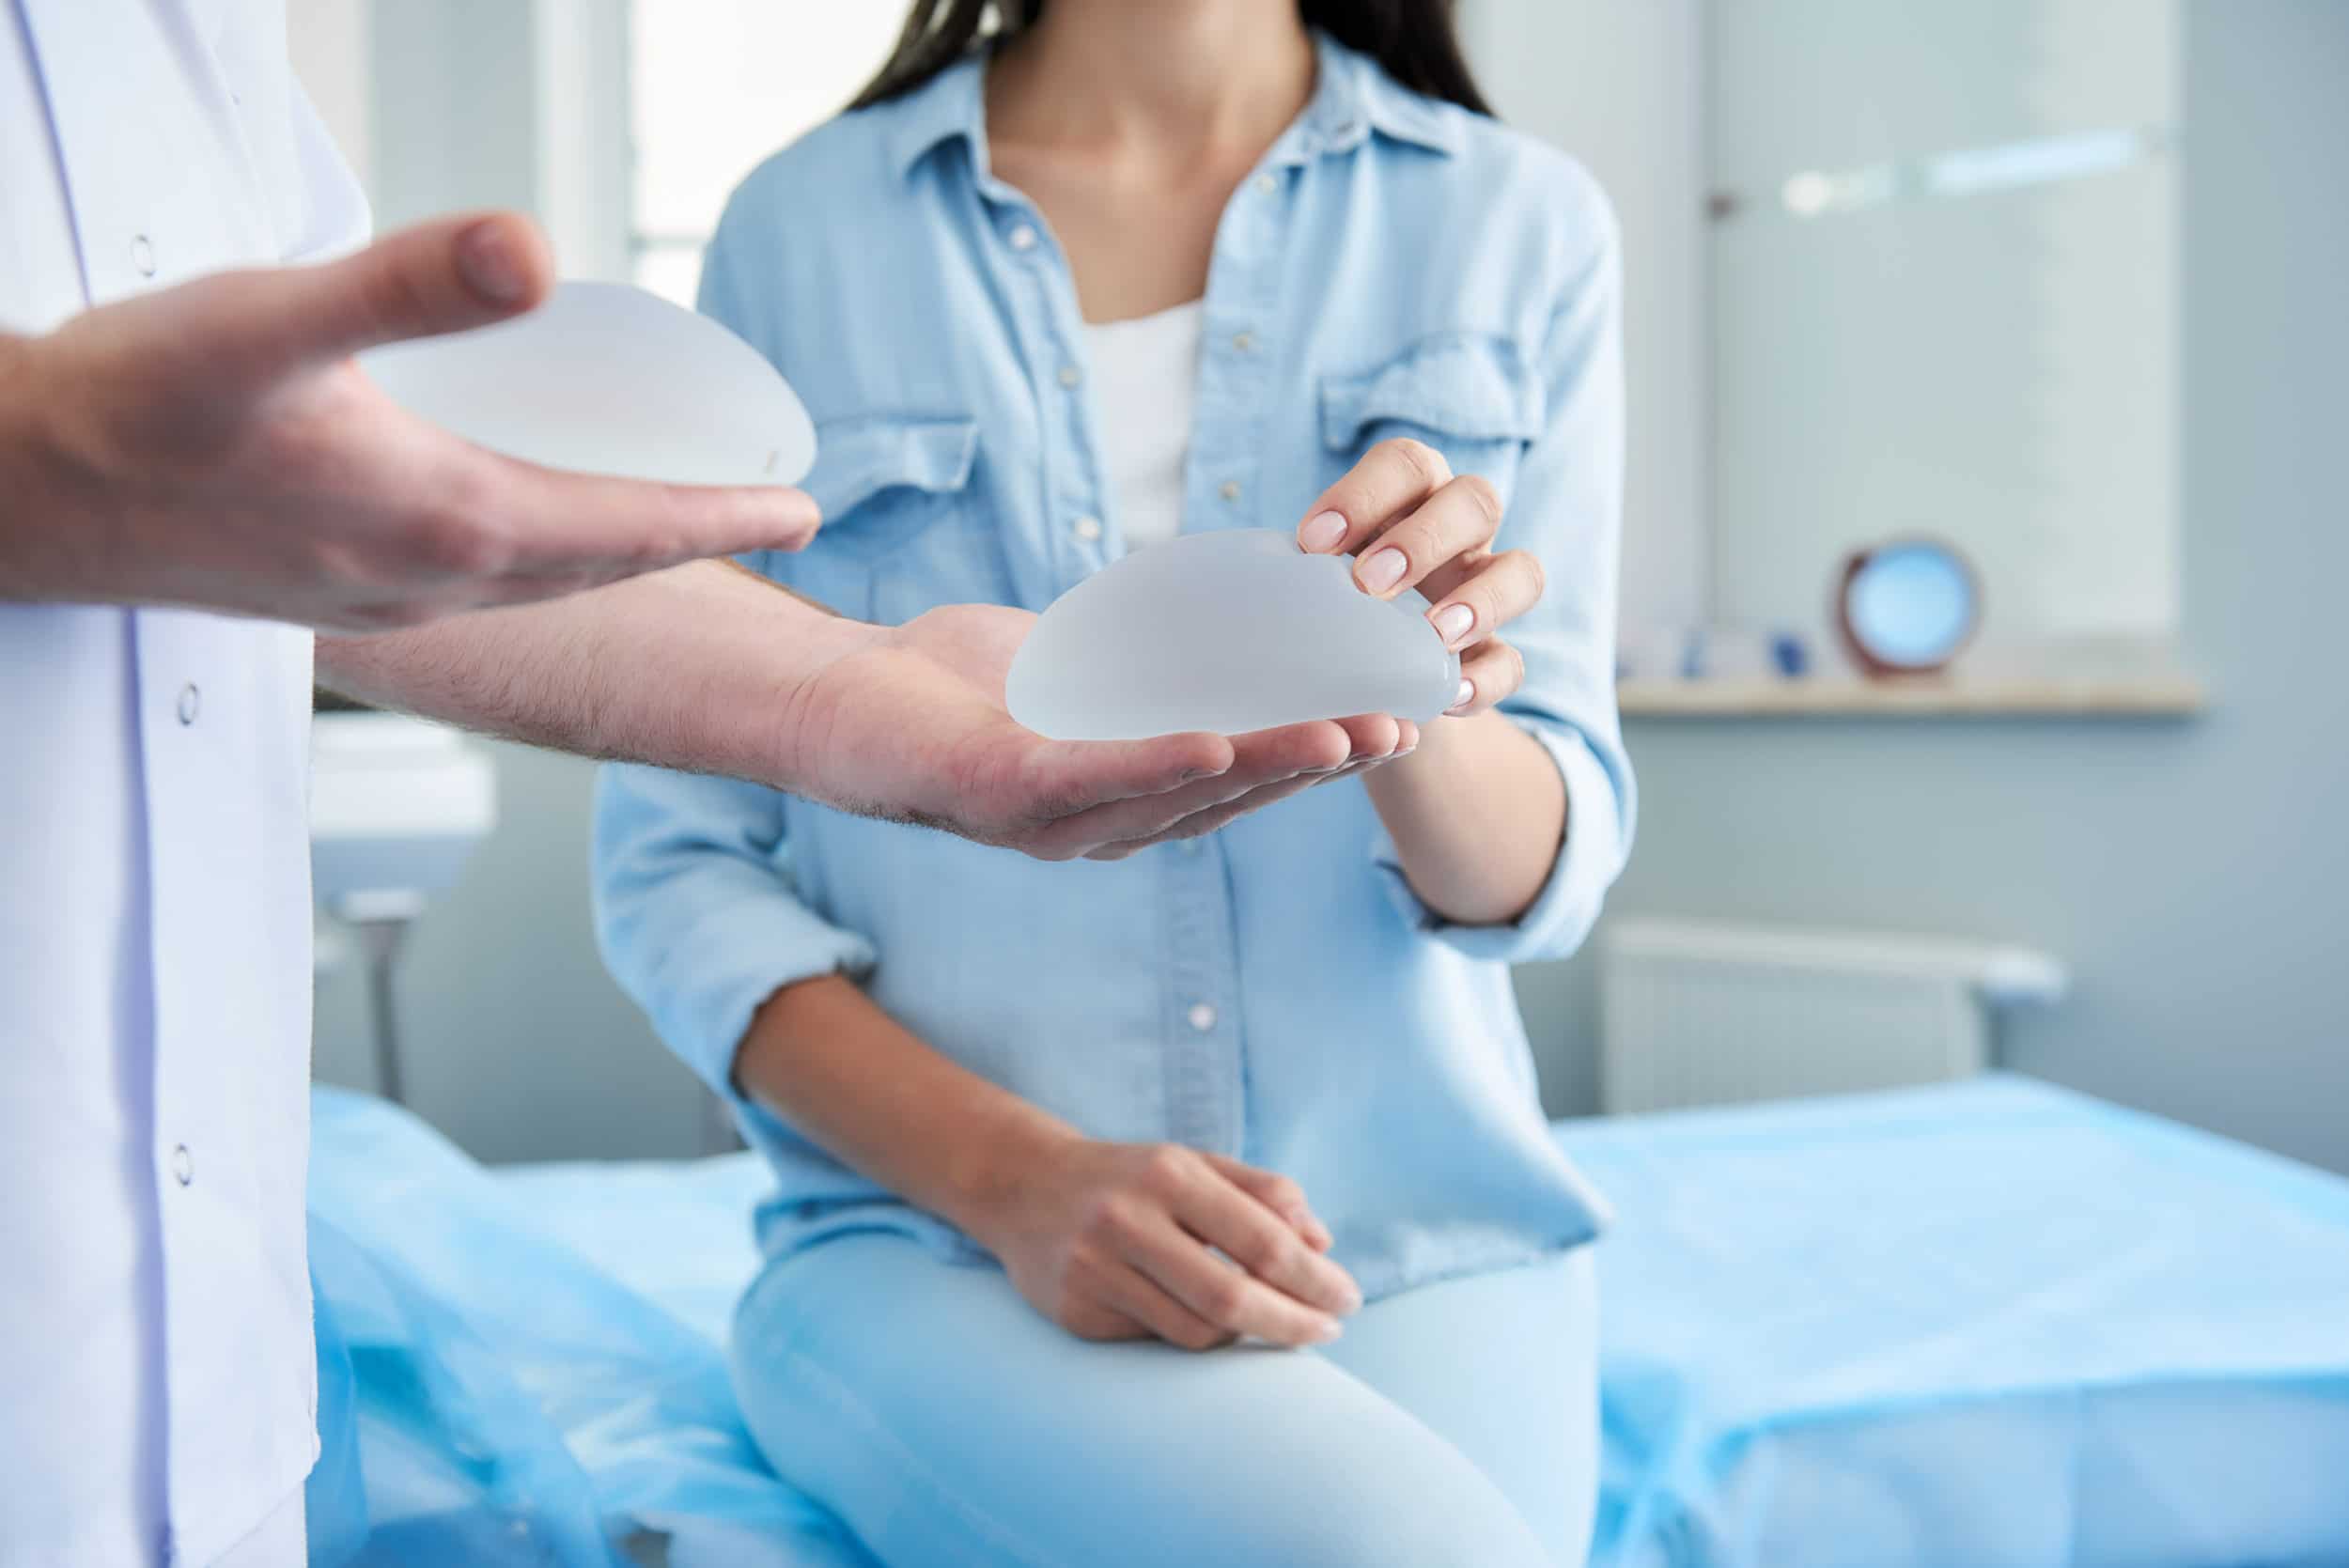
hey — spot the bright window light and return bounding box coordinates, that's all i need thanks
[628,2,905,305]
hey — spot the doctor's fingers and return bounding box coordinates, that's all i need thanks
[216,211,555,380]
[331,442,826,623]
[460,450,822,589]
[1029,721,1355,860]
[1076,716,1412,860]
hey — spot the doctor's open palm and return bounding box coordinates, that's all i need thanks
[0,210,820,629]
[798,601,1420,859]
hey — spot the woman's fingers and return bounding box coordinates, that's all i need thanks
[1298,437,1454,558]
[1451,639,1529,715]
[1201,1153,1334,1251]
[1127,1216,1343,1348]
[1424,550,1547,652]
[1096,1268,1234,1353]
[1170,1163,1361,1319]
[1347,474,1504,602]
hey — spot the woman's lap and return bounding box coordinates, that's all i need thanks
[729,1232,1596,1568]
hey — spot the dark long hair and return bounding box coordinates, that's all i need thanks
[848,1,1492,117]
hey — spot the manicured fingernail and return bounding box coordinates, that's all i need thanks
[1310,1317,1344,1344]
[456,219,529,304]
[1300,511,1347,551]
[1358,549,1406,593]
[1430,603,1475,646]
[1451,678,1474,711]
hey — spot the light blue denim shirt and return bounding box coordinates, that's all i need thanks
[592,35,1634,1300]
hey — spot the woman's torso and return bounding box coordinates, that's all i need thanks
[680,35,1622,1299]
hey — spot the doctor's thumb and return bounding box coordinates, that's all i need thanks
[282,210,556,367]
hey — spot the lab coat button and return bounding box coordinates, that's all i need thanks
[170,1144,193,1186]
[1187,1002,1218,1032]
[1072,515,1103,543]
[1219,480,1242,503]
[131,234,156,277]
[1058,364,1082,389]
[1008,224,1038,253]
[1254,173,1279,196]
[1232,331,1256,353]
[177,684,200,724]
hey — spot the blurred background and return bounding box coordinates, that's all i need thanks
[294,1,2346,1175]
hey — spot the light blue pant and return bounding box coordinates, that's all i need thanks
[730,1234,1598,1568]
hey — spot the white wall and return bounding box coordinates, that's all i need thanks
[1462,0,1709,642]
[1510,1,2349,1177]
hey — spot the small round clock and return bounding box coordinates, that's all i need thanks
[1835,537,1982,676]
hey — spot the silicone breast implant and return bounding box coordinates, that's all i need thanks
[1006,529,1461,740]
[358,280,816,488]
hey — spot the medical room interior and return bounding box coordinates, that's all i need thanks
[272,2,2349,1565]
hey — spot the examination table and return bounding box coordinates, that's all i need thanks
[303,1075,2349,1567]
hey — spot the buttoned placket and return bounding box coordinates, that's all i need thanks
[968,129,1321,1160]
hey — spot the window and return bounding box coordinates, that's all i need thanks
[627,2,905,306]
[1705,0,2182,658]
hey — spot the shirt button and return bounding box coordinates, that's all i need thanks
[1072,515,1103,543]
[1187,1002,1218,1033]
[1058,364,1082,390]
[131,234,156,277]
[1232,331,1256,353]
[176,683,200,724]
[1219,480,1242,503]
[170,1144,194,1186]
[1179,837,1205,857]
[1008,223,1038,253]
[1254,173,1279,196]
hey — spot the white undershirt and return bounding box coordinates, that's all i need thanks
[1082,300,1204,551]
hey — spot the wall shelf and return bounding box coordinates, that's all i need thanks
[1617,672,2207,719]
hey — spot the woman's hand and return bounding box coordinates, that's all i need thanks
[964,1132,1361,1350]
[1297,437,1547,717]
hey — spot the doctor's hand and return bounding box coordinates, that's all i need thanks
[0,211,817,631]
[966,1132,1360,1351]
[780,602,1416,860]
[1299,436,1545,716]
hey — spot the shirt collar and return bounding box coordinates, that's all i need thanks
[882,30,1462,183]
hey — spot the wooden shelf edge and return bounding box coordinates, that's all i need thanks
[1616,673,2209,719]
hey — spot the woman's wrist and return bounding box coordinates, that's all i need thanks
[937,1099,1085,1245]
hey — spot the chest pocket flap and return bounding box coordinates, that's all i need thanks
[801,413,980,560]
[1319,334,1545,451]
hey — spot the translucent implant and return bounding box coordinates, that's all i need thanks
[358,281,817,488]
[1007,529,1462,740]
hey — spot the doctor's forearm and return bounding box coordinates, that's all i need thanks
[1361,710,1566,926]
[315,559,869,786]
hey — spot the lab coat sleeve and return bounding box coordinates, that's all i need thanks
[590,760,877,1110]
[1370,177,1637,965]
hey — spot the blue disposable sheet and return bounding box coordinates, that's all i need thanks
[1563,1076,2349,1568]
[307,1077,2349,1567]
[304,1088,869,1568]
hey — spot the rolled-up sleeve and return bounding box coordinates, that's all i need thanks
[1372,172,1637,965]
[591,761,876,1108]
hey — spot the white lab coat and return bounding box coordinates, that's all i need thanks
[0,2,367,1562]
